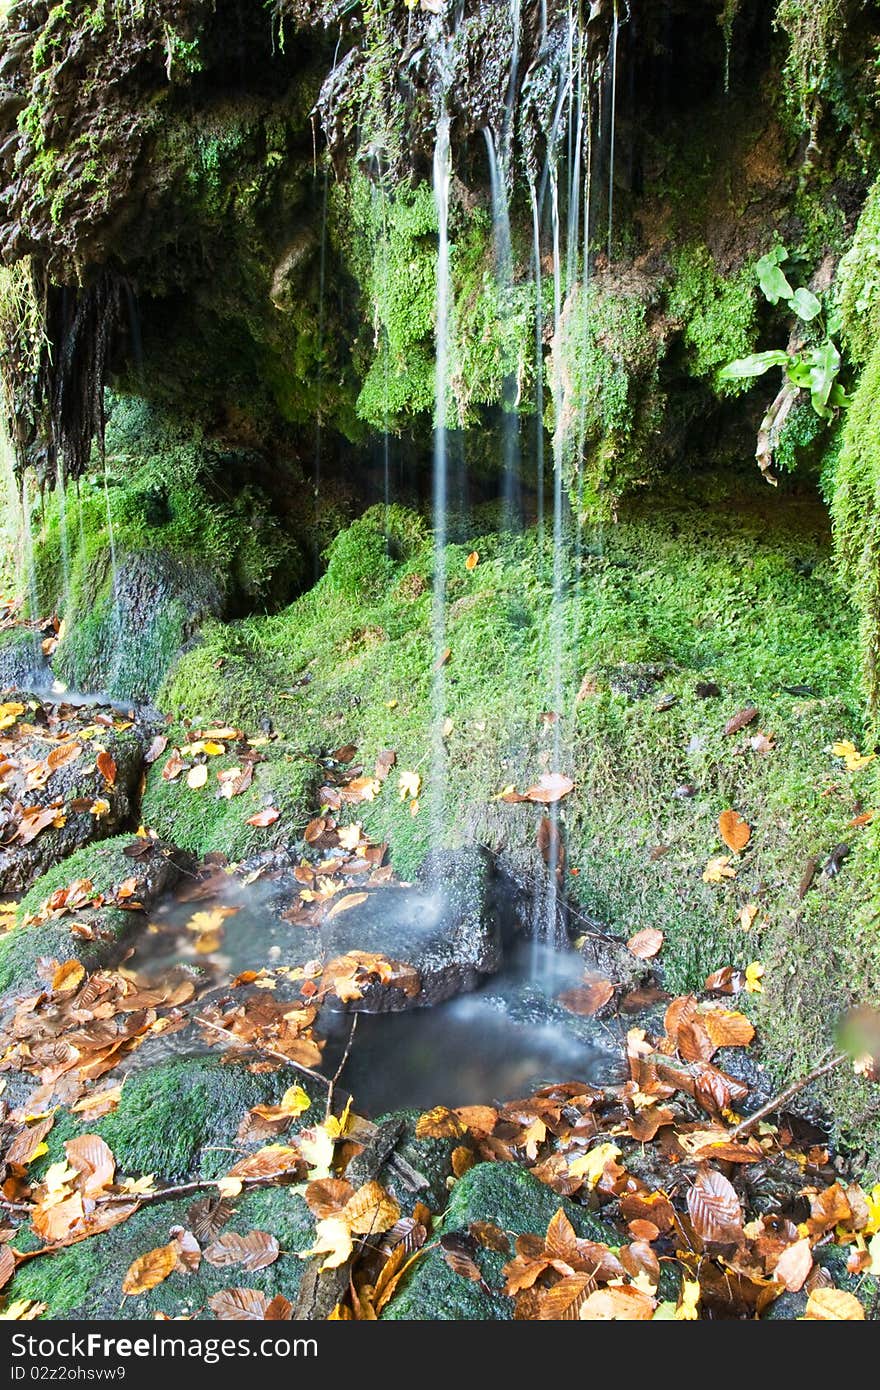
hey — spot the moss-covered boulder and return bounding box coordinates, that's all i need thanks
[34,1055,326,1183]
[0,709,154,897]
[383,1161,616,1320]
[0,835,183,1000]
[8,1186,314,1320]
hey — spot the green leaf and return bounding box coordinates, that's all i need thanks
[808,339,841,414]
[785,357,813,389]
[719,350,790,381]
[790,287,822,322]
[756,251,793,305]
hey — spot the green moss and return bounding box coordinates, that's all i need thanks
[9,1186,313,1318]
[666,244,759,391]
[35,1056,325,1183]
[384,1161,615,1320]
[827,335,880,724]
[0,838,156,996]
[552,281,666,516]
[141,740,316,861]
[838,176,880,368]
[26,399,302,701]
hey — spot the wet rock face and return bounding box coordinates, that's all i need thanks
[0,700,157,896]
[53,549,225,705]
[321,846,502,1011]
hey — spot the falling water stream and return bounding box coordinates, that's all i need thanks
[430,107,452,846]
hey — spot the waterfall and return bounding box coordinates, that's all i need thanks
[530,181,545,550]
[17,477,42,672]
[431,110,452,846]
[485,128,521,531]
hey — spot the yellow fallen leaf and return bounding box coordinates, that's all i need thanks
[745,960,765,993]
[52,960,85,994]
[739,903,759,931]
[568,1141,621,1189]
[217,1175,243,1198]
[307,1216,352,1271]
[674,1278,701,1320]
[201,741,226,756]
[702,855,736,884]
[398,770,421,801]
[186,764,209,790]
[122,1244,177,1296]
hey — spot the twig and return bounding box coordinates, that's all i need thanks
[326,1014,358,1120]
[196,1015,330,1090]
[727,1050,848,1141]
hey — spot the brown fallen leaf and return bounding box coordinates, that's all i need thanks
[246,807,280,827]
[96,751,117,787]
[47,742,83,773]
[724,707,759,736]
[687,1168,742,1244]
[719,809,751,853]
[203,1230,280,1272]
[627,928,663,959]
[122,1244,177,1296]
[558,980,615,1017]
[209,1288,272,1320]
[521,773,574,805]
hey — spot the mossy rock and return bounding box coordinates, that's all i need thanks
[141,739,317,861]
[0,836,182,1000]
[0,721,149,897]
[0,628,51,692]
[34,1055,327,1185]
[9,1186,314,1320]
[383,1161,616,1320]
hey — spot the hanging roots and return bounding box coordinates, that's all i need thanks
[0,264,126,489]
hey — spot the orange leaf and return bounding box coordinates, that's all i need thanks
[774,1237,813,1292]
[465,551,479,571]
[96,751,117,787]
[47,742,83,773]
[804,1287,865,1320]
[521,773,574,805]
[122,1244,177,1296]
[627,928,663,959]
[719,809,750,853]
[325,891,369,921]
[246,807,280,827]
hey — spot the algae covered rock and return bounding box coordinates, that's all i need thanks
[383,1161,616,1320]
[0,835,184,1000]
[8,1186,314,1320]
[0,701,157,897]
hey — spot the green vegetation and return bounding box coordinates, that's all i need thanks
[552,281,665,515]
[9,1186,313,1317]
[666,245,758,390]
[153,490,879,1163]
[0,838,160,996]
[26,399,302,701]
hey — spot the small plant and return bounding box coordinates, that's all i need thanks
[719,246,847,420]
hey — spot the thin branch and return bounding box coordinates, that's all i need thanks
[196,1015,330,1090]
[727,1051,848,1141]
[326,1013,358,1120]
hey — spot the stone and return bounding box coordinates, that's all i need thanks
[320,846,501,1011]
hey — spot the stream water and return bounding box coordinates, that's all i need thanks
[119,873,625,1116]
